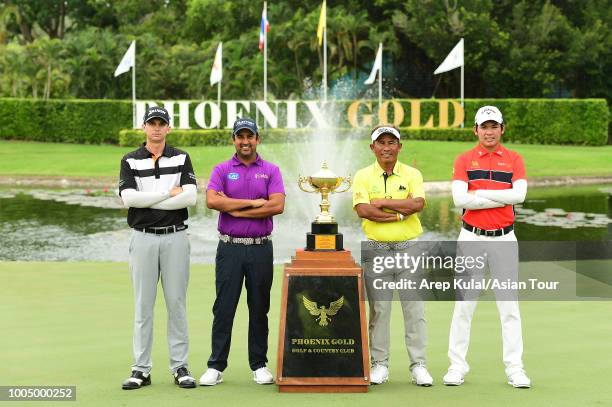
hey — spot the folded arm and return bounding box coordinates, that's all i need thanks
[150,184,197,210]
[120,189,170,208]
[370,197,425,216]
[228,193,285,219]
[206,189,266,212]
[354,203,400,222]
[452,180,505,210]
[474,179,527,205]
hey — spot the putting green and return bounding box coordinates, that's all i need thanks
[1,261,611,406]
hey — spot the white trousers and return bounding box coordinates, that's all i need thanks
[447,229,524,377]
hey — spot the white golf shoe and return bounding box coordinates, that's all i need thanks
[411,365,433,386]
[253,366,274,384]
[199,368,223,386]
[369,364,389,385]
[443,369,465,386]
[508,370,531,388]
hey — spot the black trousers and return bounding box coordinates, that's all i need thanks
[207,240,274,371]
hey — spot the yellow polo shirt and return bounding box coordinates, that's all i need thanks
[352,161,425,242]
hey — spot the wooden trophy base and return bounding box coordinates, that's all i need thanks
[276,250,369,393]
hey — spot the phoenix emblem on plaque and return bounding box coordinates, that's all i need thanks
[302,295,345,326]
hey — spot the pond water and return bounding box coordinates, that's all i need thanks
[0,184,611,263]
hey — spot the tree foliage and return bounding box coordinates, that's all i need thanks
[0,0,609,100]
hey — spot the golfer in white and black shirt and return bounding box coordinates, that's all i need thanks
[119,106,197,390]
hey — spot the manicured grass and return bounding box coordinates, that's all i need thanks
[1,261,611,407]
[1,140,611,182]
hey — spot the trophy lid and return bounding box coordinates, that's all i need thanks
[311,161,338,180]
[309,162,343,190]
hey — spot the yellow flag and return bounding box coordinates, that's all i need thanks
[316,0,326,46]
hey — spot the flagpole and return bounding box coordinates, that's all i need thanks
[217,80,221,128]
[323,25,327,103]
[263,1,268,103]
[132,41,136,129]
[460,37,464,128]
[378,42,382,114]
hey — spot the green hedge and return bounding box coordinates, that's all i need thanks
[118,127,475,147]
[2,98,609,145]
[463,99,610,145]
[0,98,131,144]
[119,128,314,146]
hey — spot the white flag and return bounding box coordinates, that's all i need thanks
[114,41,135,77]
[210,42,223,86]
[364,43,382,85]
[434,38,464,75]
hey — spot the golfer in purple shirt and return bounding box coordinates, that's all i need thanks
[199,117,285,386]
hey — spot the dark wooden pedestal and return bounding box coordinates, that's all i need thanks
[276,250,370,393]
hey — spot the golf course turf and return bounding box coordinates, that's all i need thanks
[1,261,611,406]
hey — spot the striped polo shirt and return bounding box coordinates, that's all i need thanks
[119,143,197,229]
[453,144,526,230]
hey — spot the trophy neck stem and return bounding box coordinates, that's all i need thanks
[315,187,336,223]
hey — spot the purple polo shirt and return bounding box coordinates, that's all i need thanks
[207,154,285,237]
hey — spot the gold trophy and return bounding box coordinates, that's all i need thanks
[298,161,351,251]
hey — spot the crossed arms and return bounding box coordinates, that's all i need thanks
[121,184,197,210]
[355,196,425,223]
[206,189,285,218]
[452,179,527,209]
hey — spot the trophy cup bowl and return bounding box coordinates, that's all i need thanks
[309,166,344,191]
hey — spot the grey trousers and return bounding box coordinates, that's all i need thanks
[129,230,190,374]
[363,243,427,369]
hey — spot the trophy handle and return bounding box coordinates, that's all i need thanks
[332,176,352,194]
[298,176,318,193]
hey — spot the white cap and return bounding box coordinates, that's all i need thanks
[370,126,401,142]
[474,105,503,125]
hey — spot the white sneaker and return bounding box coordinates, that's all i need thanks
[369,364,389,385]
[199,368,223,386]
[411,365,433,386]
[508,370,531,388]
[443,369,464,386]
[253,366,274,384]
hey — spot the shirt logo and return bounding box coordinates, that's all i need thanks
[228,172,240,180]
[471,160,479,167]
[398,185,406,191]
[254,173,269,179]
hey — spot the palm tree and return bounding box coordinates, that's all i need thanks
[0,5,20,44]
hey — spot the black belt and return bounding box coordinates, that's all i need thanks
[137,224,187,235]
[462,221,513,237]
